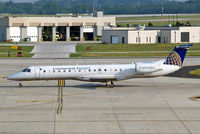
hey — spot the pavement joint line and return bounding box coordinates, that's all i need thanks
[106,88,124,134]
[0,120,200,123]
[16,100,56,103]
[62,91,106,97]
[152,79,193,134]
[0,103,57,110]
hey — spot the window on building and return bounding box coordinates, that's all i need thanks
[122,37,125,44]
[104,69,107,71]
[44,70,46,73]
[149,37,151,42]
[94,69,96,72]
[115,69,117,71]
[136,37,138,42]
[146,37,148,42]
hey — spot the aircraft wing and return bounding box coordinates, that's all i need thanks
[75,76,117,82]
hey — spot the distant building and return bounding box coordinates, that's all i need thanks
[160,27,200,43]
[102,26,200,44]
[0,12,116,42]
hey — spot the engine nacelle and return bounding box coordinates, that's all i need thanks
[135,63,162,74]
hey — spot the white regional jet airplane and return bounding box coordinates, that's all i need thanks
[8,44,192,88]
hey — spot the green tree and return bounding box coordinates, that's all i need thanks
[148,22,153,27]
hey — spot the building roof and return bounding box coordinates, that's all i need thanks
[0,16,116,27]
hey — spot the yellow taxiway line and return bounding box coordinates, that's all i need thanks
[57,80,64,114]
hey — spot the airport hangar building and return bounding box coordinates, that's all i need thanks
[0,14,116,42]
[102,26,200,44]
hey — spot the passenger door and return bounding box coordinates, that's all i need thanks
[34,66,40,79]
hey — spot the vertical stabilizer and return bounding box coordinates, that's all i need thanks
[164,44,193,66]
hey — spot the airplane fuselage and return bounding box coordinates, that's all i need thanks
[8,60,180,82]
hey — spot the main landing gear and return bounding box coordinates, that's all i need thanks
[18,83,22,88]
[106,81,114,88]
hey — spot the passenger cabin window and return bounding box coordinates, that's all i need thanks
[104,69,107,71]
[44,70,46,73]
[22,68,31,73]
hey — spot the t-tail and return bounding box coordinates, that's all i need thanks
[164,44,193,66]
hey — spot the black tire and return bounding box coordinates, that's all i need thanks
[19,83,22,88]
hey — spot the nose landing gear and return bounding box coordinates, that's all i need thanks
[18,83,22,88]
[106,81,114,88]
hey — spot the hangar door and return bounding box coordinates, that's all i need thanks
[10,27,21,42]
[83,26,93,41]
[27,27,38,42]
[111,36,119,44]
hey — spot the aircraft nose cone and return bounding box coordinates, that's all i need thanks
[7,75,16,80]
[7,73,20,80]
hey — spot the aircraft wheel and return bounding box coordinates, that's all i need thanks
[18,83,22,88]
[109,84,114,88]
[109,81,114,88]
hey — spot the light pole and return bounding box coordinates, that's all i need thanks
[161,0,164,26]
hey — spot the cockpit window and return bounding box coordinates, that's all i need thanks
[22,68,31,72]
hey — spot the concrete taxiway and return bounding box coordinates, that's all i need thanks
[0,58,200,134]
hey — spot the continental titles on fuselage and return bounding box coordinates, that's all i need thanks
[53,66,91,70]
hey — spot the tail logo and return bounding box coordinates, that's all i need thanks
[164,51,182,66]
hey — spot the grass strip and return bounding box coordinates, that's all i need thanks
[77,43,200,52]
[189,69,200,76]
[117,20,200,27]
[0,46,34,58]
[70,52,200,58]
[116,15,200,21]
